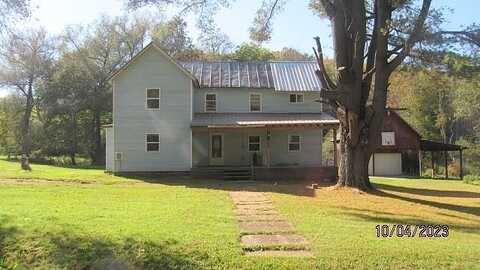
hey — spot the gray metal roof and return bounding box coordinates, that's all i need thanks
[179,61,323,92]
[191,113,339,127]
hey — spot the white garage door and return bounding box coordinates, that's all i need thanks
[368,153,402,176]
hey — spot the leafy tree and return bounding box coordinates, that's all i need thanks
[0,28,55,170]
[273,47,313,60]
[228,43,274,61]
[197,18,234,55]
[0,0,30,32]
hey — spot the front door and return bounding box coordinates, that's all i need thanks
[210,134,224,165]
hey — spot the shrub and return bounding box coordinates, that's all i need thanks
[463,175,480,185]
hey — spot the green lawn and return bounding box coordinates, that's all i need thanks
[0,158,479,269]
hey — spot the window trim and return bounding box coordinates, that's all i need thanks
[248,135,261,152]
[145,133,160,152]
[249,92,263,112]
[204,92,217,112]
[288,134,302,152]
[381,131,396,146]
[146,88,161,110]
[289,93,304,104]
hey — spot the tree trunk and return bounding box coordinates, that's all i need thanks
[335,119,373,190]
[20,81,34,171]
[90,110,104,165]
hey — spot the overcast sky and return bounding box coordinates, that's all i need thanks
[1,0,478,97]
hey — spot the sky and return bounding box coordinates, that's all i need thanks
[1,0,478,98]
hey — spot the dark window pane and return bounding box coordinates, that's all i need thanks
[147,143,159,152]
[147,99,160,109]
[206,94,216,101]
[289,136,300,143]
[289,143,300,151]
[211,135,222,158]
[249,136,260,143]
[147,89,160,98]
[147,134,159,143]
[290,94,296,103]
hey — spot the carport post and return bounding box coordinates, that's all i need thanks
[460,149,464,180]
[431,152,435,179]
[418,150,422,177]
[444,151,448,179]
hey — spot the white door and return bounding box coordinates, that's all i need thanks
[210,134,224,165]
[369,153,402,176]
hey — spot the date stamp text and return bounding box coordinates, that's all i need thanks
[375,224,449,238]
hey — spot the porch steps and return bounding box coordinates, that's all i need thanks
[192,166,252,181]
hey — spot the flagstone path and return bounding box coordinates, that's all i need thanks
[229,191,313,257]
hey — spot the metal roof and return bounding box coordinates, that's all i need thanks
[191,113,339,127]
[179,61,323,92]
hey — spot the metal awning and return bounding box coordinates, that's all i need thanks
[191,113,339,128]
[420,140,467,152]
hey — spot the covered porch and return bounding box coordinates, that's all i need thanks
[191,113,339,180]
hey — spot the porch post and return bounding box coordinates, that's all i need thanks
[332,129,337,167]
[460,149,464,180]
[266,129,271,168]
[444,151,448,179]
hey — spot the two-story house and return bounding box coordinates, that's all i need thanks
[105,42,339,180]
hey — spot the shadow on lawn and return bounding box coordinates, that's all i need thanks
[372,183,480,217]
[0,217,209,270]
[121,173,321,197]
[374,183,480,198]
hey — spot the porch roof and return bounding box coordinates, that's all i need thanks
[191,113,339,128]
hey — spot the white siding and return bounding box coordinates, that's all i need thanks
[113,47,192,172]
[194,88,322,113]
[105,127,114,172]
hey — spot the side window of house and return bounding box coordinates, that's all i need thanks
[205,93,217,112]
[289,94,304,104]
[288,135,301,152]
[248,136,261,152]
[146,134,160,152]
[146,88,160,109]
[250,93,262,112]
[381,132,395,146]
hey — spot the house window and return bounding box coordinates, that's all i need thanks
[146,133,160,152]
[288,135,301,152]
[146,88,160,109]
[289,94,304,103]
[381,132,395,146]
[250,93,262,112]
[205,93,217,112]
[248,136,261,152]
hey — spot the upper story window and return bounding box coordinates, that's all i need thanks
[146,133,160,152]
[205,93,217,112]
[146,88,160,109]
[288,135,301,152]
[381,132,395,146]
[250,93,262,112]
[289,94,304,104]
[248,135,261,152]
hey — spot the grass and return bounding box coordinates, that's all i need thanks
[0,158,479,269]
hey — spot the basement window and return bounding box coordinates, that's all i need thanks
[146,88,160,109]
[248,136,261,152]
[289,94,304,103]
[146,134,160,152]
[205,93,217,112]
[288,135,301,152]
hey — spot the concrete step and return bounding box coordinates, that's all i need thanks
[239,221,295,234]
[245,250,314,257]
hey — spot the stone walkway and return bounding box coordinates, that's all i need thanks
[229,191,313,257]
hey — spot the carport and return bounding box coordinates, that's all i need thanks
[419,140,468,179]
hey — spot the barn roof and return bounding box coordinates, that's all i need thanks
[179,61,323,92]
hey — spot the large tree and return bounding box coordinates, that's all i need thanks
[0,0,30,33]
[0,28,55,169]
[126,0,434,190]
